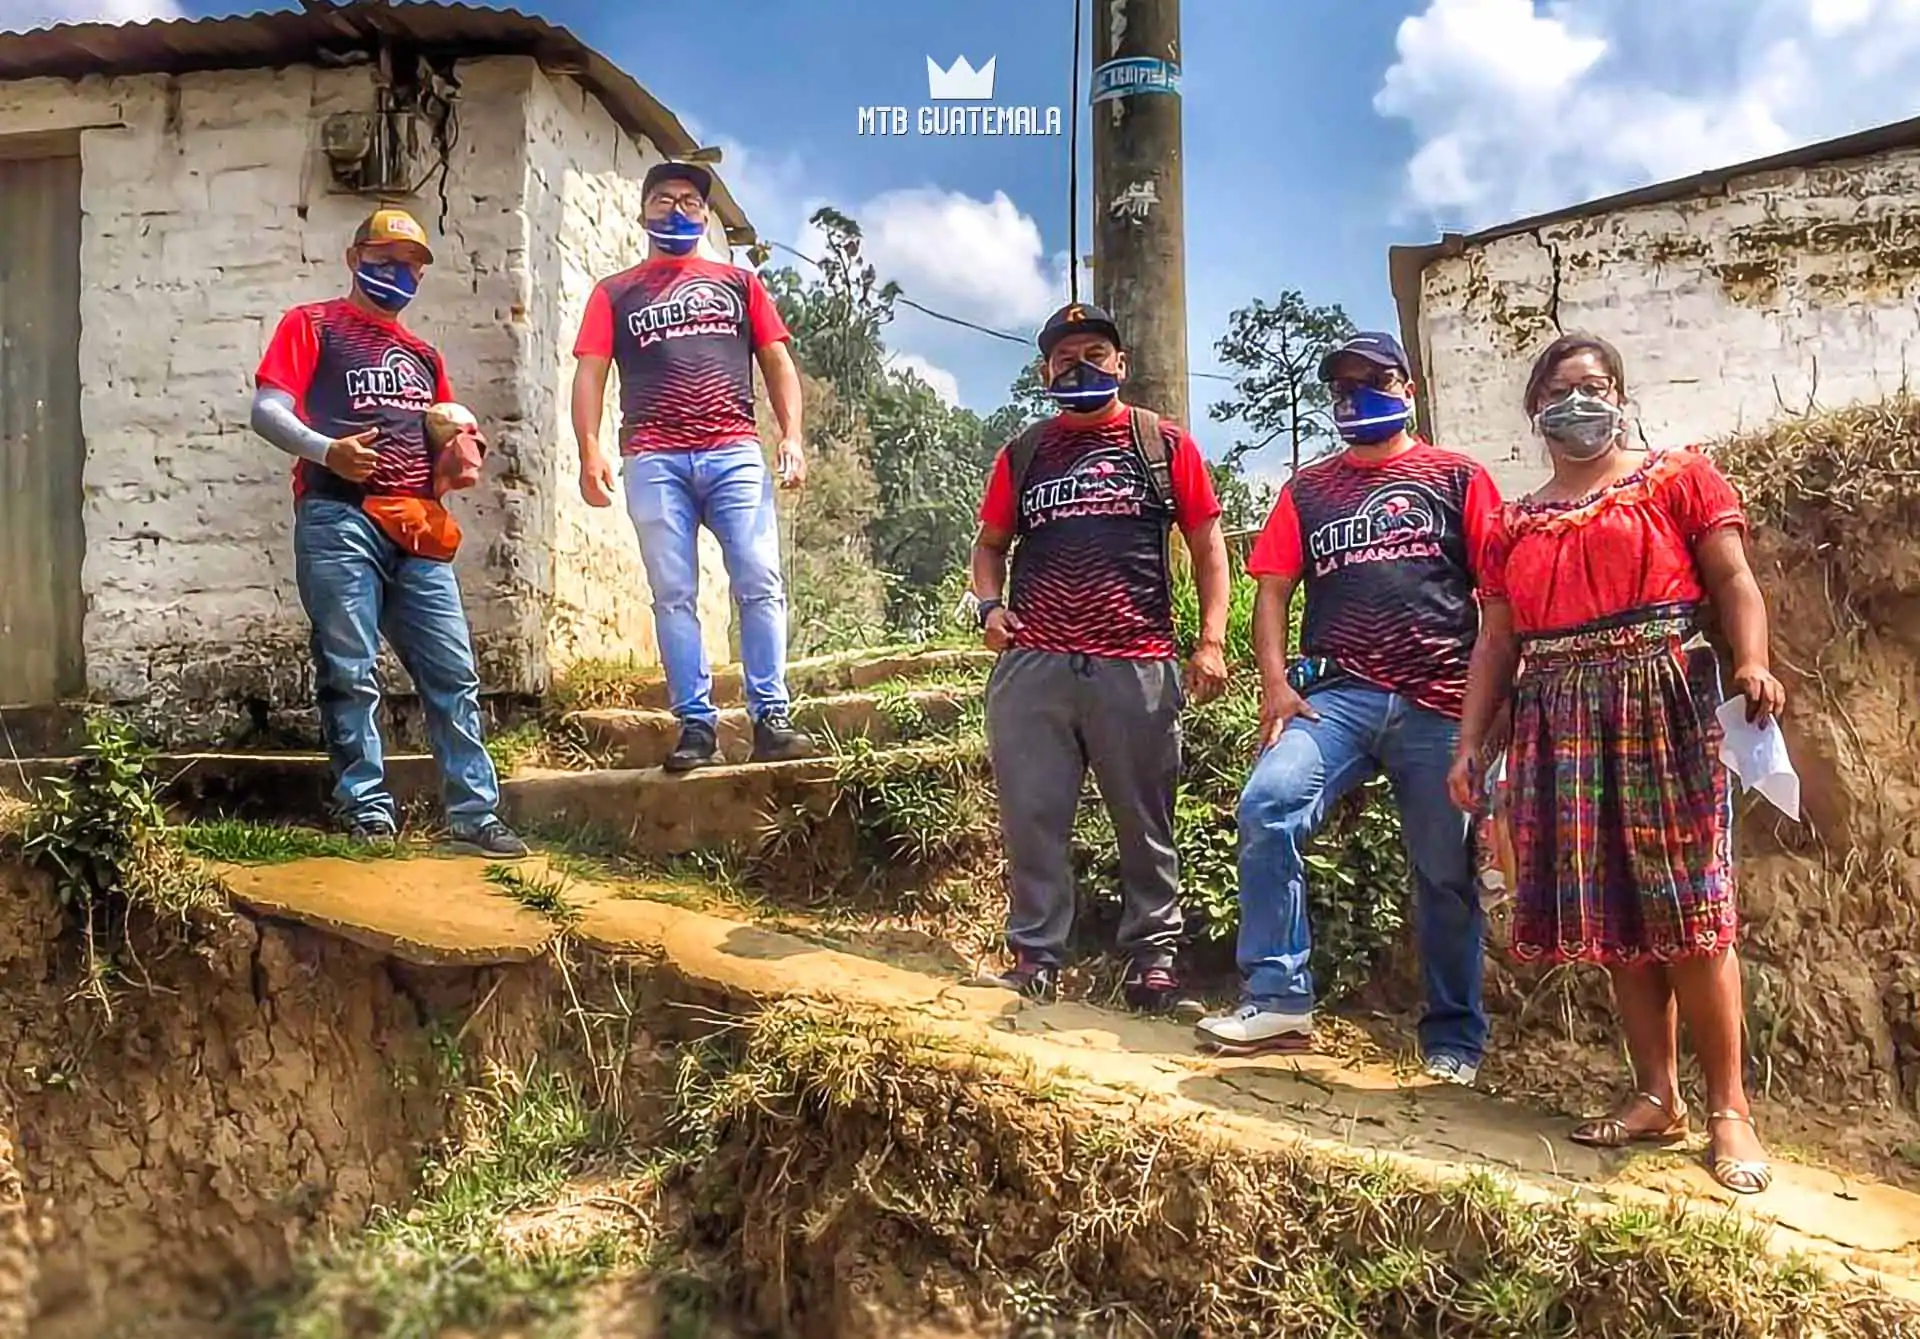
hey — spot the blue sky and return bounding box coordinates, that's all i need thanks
[16,0,1920,476]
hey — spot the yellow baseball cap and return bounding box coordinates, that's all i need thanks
[352,207,434,263]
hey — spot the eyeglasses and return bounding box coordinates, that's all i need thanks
[648,192,709,215]
[1543,376,1616,398]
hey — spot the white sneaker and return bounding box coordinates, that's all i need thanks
[1423,1054,1480,1086]
[1194,1003,1314,1055]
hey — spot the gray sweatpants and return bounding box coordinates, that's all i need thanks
[984,648,1185,969]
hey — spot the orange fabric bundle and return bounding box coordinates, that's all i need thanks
[361,495,463,561]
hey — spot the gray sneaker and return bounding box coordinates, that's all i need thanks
[449,818,529,858]
[1423,1054,1480,1086]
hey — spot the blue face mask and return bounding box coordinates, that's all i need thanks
[355,260,418,312]
[1046,358,1121,411]
[1334,384,1412,445]
[647,209,705,256]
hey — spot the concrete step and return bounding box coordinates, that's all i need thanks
[498,742,976,858]
[0,751,443,818]
[499,757,837,857]
[572,646,993,712]
[564,687,973,770]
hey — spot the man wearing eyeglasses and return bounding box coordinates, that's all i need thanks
[1195,333,1501,1087]
[570,160,813,771]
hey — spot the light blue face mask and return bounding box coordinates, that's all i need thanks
[647,209,704,256]
[355,260,418,312]
[1046,358,1121,411]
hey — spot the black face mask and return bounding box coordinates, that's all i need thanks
[1046,359,1121,410]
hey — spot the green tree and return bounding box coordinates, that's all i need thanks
[864,370,998,636]
[762,206,997,641]
[1210,291,1356,476]
[765,207,900,432]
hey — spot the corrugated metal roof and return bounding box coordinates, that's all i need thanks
[0,1,755,244]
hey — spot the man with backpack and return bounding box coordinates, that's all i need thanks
[968,302,1231,1013]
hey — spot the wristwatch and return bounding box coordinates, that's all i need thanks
[976,597,1003,629]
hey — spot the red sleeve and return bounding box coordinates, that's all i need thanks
[1169,430,1224,530]
[433,351,454,404]
[1462,464,1505,582]
[1246,486,1303,580]
[1476,508,1511,600]
[572,283,615,359]
[745,271,791,350]
[256,307,320,401]
[1663,451,1747,545]
[979,448,1016,532]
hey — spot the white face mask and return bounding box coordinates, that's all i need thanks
[1534,390,1623,459]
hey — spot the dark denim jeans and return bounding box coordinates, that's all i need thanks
[1236,681,1488,1064]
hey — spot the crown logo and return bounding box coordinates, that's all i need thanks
[927,55,996,101]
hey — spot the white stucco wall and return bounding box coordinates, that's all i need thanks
[521,65,733,672]
[0,51,745,730]
[1410,145,1920,499]
[0,56,531,724]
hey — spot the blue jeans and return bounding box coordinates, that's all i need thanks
[622,442,789,726]
[293,499,501,830]
[1236,681,1488,1064]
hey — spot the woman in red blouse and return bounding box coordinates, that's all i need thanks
[1447,334,1786,1195]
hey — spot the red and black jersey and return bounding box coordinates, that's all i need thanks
[255,297,453,501]
[1248,440,1502,718]
[979,404,1222,660]
[572,255,789,454]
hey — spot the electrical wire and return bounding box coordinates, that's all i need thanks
[1068,0,1082,304]
[761,239,1235,379]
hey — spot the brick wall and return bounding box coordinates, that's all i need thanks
[521,66,734,672]
[1410,145,1920,499]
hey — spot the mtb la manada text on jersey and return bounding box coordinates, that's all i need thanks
[857,105,1065,137]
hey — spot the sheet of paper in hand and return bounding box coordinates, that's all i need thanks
[1715,698,1801,821]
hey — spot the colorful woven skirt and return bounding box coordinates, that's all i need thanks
[1507,604,1737,965]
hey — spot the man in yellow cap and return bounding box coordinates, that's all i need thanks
[248,206,527,856]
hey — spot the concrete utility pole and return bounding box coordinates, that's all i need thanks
[1092,0,1187,428]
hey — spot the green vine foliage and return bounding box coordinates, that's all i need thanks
[23,711,222,1014]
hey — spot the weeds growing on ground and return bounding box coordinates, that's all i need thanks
[485,863,583,927]
[250,1070,638,1339]
[20,711,225,1016]
[671,1001,1918,1339]
[176,820,401,865]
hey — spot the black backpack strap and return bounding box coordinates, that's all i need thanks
[1128,407,1175,512]
[1004,420,1049,528]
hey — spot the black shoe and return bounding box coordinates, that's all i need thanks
[1125,964,1204,1022]
[969,955,1059,1003]
[449,818,529,858]
[344,815,399,846]
[663,720,722,773]
[750,711,817,763]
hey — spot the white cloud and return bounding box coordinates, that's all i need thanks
[801,186,1067,329]
[0,0,180,28]
[884,351,962,405]
[1375,0,1920,230]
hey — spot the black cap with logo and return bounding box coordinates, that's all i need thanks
[1317,331,1411,381]
[1037,301,1123,356]
[642,160,713,201]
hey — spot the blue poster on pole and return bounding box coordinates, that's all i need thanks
[1091,57,1181,103]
